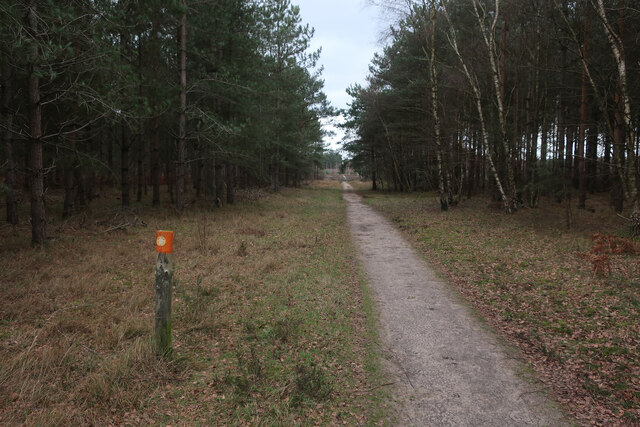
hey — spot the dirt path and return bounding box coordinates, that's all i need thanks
[342,183,567,426]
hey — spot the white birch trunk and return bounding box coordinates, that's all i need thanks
[471,0,517,210]
[594,0,640,223]
[443,2,510,212]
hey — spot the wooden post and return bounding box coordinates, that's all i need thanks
[155,230,174,356]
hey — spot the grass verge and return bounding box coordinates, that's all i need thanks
[360,188,639,425]
[0,181,385,425]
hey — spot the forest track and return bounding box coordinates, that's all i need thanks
[342,182,568,426]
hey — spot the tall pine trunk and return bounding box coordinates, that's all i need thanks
[215,161,225,206]
[151,16,160,206]
[2,60,18,225]
[176,0,187,211]
[274,86,281,192]
[137,134,143,203]
[121,123,130,207]
[62,162,74,218]
[558,0,568,177]
[226,163,235,205]
[587,123,598,192]
[152,114,160,206]
[136,42,144,203]
[612,96,625,212]
[63,113,80,218]
[578,8,590,209]
[120,26,130,208]
[27,1,46,244]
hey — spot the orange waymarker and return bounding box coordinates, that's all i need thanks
[156,230,174,254]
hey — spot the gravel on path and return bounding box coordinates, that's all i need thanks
[342,183,568,426]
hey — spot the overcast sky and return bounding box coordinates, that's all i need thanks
[293,0,384,150]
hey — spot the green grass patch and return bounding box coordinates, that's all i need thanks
[0,182,383,425]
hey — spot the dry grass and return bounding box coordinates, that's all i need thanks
[0,182,384,425]
[362,189,640,426]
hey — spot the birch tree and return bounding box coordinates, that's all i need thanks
[470,0,517,211]
[592,0,640,229]
[442,0,511,212]
[422,0,449,210]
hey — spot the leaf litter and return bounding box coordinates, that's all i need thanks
[363,191,640,426]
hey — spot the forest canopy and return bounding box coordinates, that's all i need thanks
[343,0,640,225]
[1,0,330,244]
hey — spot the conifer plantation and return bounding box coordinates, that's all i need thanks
[0,2,387,425]
[344,0,640,227]
[3,1,640,425]
[341,1,640,422]
[1,0,330,244]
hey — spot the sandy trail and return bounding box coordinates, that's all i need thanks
[342,182,567,426]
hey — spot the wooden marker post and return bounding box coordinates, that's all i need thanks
[155,230,174,356]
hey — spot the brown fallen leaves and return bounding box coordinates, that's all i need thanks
[579,233,638,276]
[363,191,640,426]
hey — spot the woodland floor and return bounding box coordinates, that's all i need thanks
[343,182,567,425]
[2,180,639,426]
[356,184,640,426]
[0,181,386,425]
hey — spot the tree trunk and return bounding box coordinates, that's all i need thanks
[74,158,86,208]
[121,123,130,207]
[471,0,517,211]
[274,82,281,193]
[426,1,447,210]
[595,0,640,226]
[226,163,235,205]
[152,115,160,206]
[612,106,625,212]
[87,169,96,203]
[205,157,215,202]
[193,158,202,199]
[137,134,143,203]
[587,123,598,192]
[273,148,280,192]
[167,161,174,203]
[2,60,18,225]
[612,164,624,213]
[566,120,575,183]
[151,15,160,207]
[371,148,377,191]
[444,2,510,212]
[499,0,509,106]
[63,123,83,218]
[468,115,477,198]
[578,9,589,209]
[107,128,114,177]
[528,6,542,208]
[215,162,225,206]
[541,115,548,166]
[176,0,187,211]
[72,40,86,210]
[558,1,568,176]
[27,2,46,244]
[62,163,74,219]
